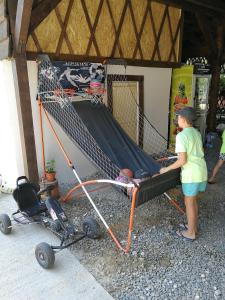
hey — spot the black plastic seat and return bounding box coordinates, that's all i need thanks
[13,176,46,217]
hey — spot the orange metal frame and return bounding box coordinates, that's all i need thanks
[38,99,184,253]
[62,179,139,253]
[61,183,111,202]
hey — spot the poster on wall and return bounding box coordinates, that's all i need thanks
[169,65,194,149]
[52,61,105,96]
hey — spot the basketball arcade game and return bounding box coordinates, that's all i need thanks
[37,55,184,253]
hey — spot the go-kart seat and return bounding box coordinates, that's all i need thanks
[13,176,46,217]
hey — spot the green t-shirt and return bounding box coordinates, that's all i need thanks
[220,130,225,154]
[175,127,207,183]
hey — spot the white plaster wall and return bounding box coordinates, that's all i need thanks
[107,65,172,139]
[0,60,25,188]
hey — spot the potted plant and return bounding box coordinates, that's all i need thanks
[45,159,56,182]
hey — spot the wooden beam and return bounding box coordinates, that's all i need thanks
[154,0,225,15]
[133,3,149,59]
[55,4,73,55]
[128,0,143,59]
[185,0,225,13]
[15,0,33,53]
[216,24,225,60]
[106,0,123,57]
[195,13,217,55]
[80,0,102,56]
[12,0,38,182]
[29,0,62,34]
[151,5,168,61]
[26,51,181,68]
[207,24,224,131]
[177,10,184,62]
[12,54,39,182]
[148,2,161,61]
[167,9,183,62]
[207,59,221,131]
[111,0,129,57]
[31,31,42,52]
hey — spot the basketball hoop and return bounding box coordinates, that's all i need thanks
[53,88,76,97]
[85,88,106,95]
[85,87,106,105]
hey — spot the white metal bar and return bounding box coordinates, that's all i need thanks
[96,179,135,188]
[72,169,111,229]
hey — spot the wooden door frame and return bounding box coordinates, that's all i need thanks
[107,74,144,148]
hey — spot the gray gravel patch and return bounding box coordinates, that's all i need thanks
[62,136,225,300]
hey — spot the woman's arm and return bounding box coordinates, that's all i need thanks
[160,152,187,174]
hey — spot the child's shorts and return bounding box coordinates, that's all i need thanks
[182,181,207,197]
[219,153,225,161]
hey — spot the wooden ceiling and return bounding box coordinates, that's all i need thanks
[4,0,225,64]
[28,0,225,64]
[159,0,225,63]
[25,0,182,66]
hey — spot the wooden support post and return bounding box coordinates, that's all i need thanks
[12,54,39,182]
[207,60,221,132]
[207,24,225,132]
[195,11,225,132]
[15,0,33,53]
[9,0,39,182]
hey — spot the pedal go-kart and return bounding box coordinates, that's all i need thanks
[0,176,101,269]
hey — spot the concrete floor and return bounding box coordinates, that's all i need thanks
[0,193,114,300]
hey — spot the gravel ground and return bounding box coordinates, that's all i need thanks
[62,136,225,300]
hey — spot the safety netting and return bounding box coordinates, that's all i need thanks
[37,56,180,204]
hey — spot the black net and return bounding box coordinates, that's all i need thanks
[38,56,120,180]
[38,56,174,182]
[105,73,167,156]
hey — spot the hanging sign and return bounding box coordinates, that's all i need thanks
[52,61,105,95]
[169,65,194,149]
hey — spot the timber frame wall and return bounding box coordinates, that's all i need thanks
[26,0,183,67]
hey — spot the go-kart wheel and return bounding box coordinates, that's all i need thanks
[35,242,55,269]
[83,217,101,239]
[0,214,12,234]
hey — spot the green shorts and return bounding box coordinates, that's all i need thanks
[182,181,207,197]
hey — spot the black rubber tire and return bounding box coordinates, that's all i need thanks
[0,214,12,234]
[35,242,55,269]
[82,217,101,239]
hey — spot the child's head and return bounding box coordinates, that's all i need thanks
[177,106,196,128]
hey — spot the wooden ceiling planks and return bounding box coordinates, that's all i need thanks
[55,0,73,56]
[3,0,225,64]
[25,0,182,66]
[29,0,62,33]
